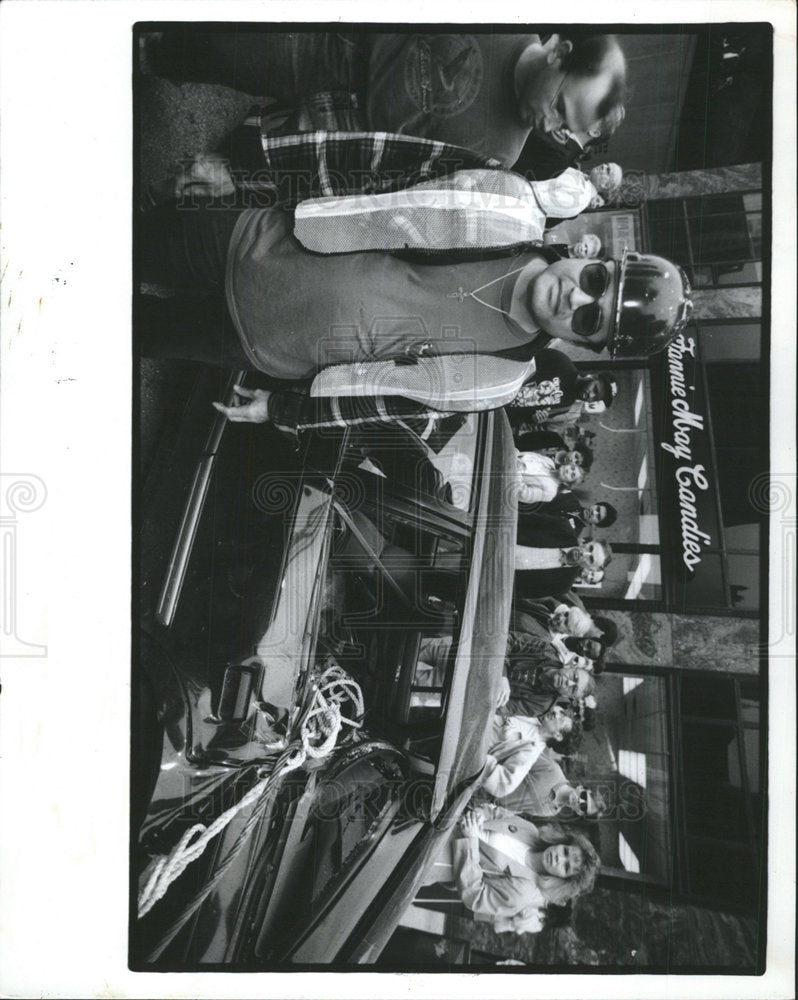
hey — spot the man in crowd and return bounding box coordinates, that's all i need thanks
[540,494,618,535]
[513,597,596,640]
[495,749,606,819]
[145,30,627,168]
[426,627,591,717]
[482,706,575,799]
[511,600,614,670]
[506,355,618,430]
[503,653,595,719]
[512,102,627,180]
[558,635,607,671]
[504,612,605,670]
[515,514,613,599]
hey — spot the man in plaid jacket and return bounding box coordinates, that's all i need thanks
[144,30,627,170]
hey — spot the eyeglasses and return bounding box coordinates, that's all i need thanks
[572,263,611,338]
[577,788,590,814]
[581,542,606,569]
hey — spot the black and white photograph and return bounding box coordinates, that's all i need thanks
[133,21,773,972]
[0,4,794,997]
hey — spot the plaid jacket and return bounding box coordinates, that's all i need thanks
[266,389,445,437]
[224,128,552,416]
[229,124,504,207]
[266,344,542,435]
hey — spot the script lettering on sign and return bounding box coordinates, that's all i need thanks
[660,334,712,572]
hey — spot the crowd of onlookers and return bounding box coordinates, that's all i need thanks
[417,391,621,934]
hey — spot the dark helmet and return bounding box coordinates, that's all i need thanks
[608,249,693,358]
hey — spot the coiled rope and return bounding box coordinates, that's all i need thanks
[138,660,363,920]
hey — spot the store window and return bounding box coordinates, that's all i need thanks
[570,369,665,604]
[574,672,672,884]
[596,668,764,915]
[698,322,761,362]
[677,673,763,911]
[646,191,763,288]
[580,322,764,614]
[545,207,643,257]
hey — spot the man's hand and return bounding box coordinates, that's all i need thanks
[496,675,511,709]
[176,154,235,201]
[459,810,484,839]
[213,385,272,423]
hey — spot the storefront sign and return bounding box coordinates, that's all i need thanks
[658,334,719,583]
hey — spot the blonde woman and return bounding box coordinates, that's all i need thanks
[425,803,600,929]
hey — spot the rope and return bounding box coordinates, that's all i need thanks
[137,660,363,921]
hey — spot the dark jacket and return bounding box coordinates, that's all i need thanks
[511,596,562,632]
[510,428,567,449]
[514,565,581,601]
[515,514,582,599]
[505,660,564,718]
[538,490,587,533]
[513,129,585,180]
[516,512,579,549]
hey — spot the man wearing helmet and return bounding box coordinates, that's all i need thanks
[494,750,607,820]
[522,251,692,357]
[140,126,692,422]
[142,208,691,401]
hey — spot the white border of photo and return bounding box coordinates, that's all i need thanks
[0,2,793,998]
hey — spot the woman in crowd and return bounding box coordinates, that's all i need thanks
[515,432,596,474]
[531,162,623,219]
[425,803,600,932]
[517,450,585,505]
[482,705,575,799]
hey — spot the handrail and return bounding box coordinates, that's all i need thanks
[155,370,247,626]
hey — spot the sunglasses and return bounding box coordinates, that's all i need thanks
[577,788,590,814]
[572,263,611,337]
